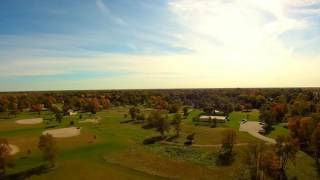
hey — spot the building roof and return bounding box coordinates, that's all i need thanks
[199,115,226,120]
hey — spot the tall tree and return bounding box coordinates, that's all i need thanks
[129,107,139,121]
[183,107,189,117]
[100,98,110,110]
[172,113,182,136]
[217,129,237,165]
[38,134,57,167]
[55,112,63,124]
[311,122,320,168]
[88,98,100,114]
[275,135,298,179]
[0,138,14,176]
[152,111,170,137]
[32,104,43,115]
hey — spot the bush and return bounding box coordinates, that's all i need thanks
[69,121,74,126]
[143,135,165,145]
[184,141,192,146]
[184,133,195,146]
[3,164,51,180]
[216,149,234,166]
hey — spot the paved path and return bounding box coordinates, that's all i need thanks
[161,141,249,148]
[239,121,276,144]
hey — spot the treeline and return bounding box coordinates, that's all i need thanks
[1,88,318,115]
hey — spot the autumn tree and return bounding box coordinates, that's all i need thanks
[38,134,57,167]
[8,99,18,118]
[88,98,100,114]
[243,143,265,179]
[243,143,281,180]
[0,138,14,176]
[291,99,312,116]
[44,96,56,109]
[100,98,110,110]
[288,116,315,149]
[0,97,9,116]
[311,122,320,168]
[32,104,43,115]
[259,149,281,179]
[275,135,298,179]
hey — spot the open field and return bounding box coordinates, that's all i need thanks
[0,107,317,179]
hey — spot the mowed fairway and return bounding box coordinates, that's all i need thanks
[0,108,317,179]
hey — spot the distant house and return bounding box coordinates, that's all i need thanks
[67,109,78,116]
[199,115,227,123]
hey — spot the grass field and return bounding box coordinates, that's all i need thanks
[0,108,317,179]
[225,109,260,129]
[266,124,289,139]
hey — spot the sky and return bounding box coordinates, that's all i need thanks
[0,0,320,91]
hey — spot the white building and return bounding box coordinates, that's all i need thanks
[67,110,78,116]
[199,115,227,123]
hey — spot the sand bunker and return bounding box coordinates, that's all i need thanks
[9,144,20,155]
[42,127,81,138]
[16,118,43,125]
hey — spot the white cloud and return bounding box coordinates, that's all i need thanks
[96,0,127,25]
[1,0,320,91]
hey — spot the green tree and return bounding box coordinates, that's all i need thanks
[217,129,237,165]
[152,111,170,137]
[55,112,63,124]
[172,113,182,136]
[183,107,189,117]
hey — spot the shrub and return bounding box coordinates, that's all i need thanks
[143,135,165,145]
[69,121,74,126]
[184,133,195,146]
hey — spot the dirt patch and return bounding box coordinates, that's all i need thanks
[42,127,81,138]
[79,119,99,124]
[9,144,20,155]
[16,118,43,125]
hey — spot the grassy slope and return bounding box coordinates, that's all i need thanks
[266,124,289,139]
[0,108,317,179]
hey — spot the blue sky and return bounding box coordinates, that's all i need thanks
[1,0,320,91]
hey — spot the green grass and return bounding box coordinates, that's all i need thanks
[0,108,317,180]
[225,109,260,129]
[266,124,289,139]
